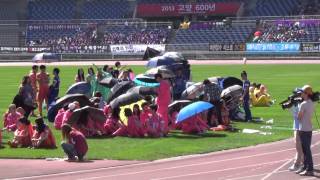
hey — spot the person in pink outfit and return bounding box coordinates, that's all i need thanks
[125,107,145,137]
[146,104,165,138]
[3,104,22,131]
[8,117,33,148]
[61,124,88,162]
[31,117,56,149]
[155,73,171,132]
[61,102,80,126]
[140,102,151,127]
[104,107,121,136]
[181,114,209,134]
[54,107,66,130]
[29,65,38,117]
[36,65,50,117]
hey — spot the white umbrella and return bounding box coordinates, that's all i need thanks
[162,52,185,61]
[32,53,60,62]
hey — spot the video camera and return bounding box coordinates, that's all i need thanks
[280,88,320,110]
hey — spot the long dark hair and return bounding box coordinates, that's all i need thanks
[35,117,46,134]
[111,107,120,120]
[88,67,95,75]
[77,68,85,81]
[21,76,30,86]
[133,104,140,116]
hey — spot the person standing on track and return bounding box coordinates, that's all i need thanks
[295,85,315,176]
[29,65,38,117]
[288,99,304,171]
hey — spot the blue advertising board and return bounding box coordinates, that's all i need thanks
[246,43,300,53]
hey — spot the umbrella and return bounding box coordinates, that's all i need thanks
[32,53,60,62]
[208,76,220,84]
[145,66,176,79]
[67,106,106,125]
[181,82,204,100]
[127,86,157,96]
[168,100,192,113]
[110,92,143,109]
[106,81,135,103]
[221,77,243,89]
[99,77,118,88]
[133,74,160,87]
[221,85,243,110]
[162,52,185,61]
[66,82,91,96]
[176,101,213,123]
[47,94,93,122]
[146,56,175,68]
[143,47,161,60]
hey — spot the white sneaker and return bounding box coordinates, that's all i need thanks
[288,164,299,171]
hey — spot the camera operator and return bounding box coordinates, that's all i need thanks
[288,98,304,172]
[295,85,314,176]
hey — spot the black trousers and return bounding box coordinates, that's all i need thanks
[207,100,223,126]
[300,131,313,171]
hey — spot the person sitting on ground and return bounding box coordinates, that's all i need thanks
[31,117,56,149]
[146,104,165,138]
[140,102,151,127]
[8,117,33,148]
[249,85,273,107]
[126,108,145,138]
[3,104,22,131]
[181,113,208,134]
[104,106,121,136]
[61,124,88,162]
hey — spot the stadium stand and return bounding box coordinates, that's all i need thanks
[28,0,76,20]
[0,25,20,46]
[249,0,300,16]
[82,0,133,19]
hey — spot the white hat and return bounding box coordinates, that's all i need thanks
[68,103,76,110]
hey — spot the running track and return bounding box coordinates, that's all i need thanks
[2,132,320,180]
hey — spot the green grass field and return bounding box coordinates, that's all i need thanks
[0,64,319,160]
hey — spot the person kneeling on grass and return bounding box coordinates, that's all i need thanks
[31,117,56,149]
[8,117,33,148]
[61,124,88,162]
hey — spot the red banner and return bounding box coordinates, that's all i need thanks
[137,2,240,17]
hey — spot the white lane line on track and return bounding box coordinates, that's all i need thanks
[260,159,292,180]
[10,133,320,180]
[260,140,320,180]
[149,160,290,180]
[224,163,320,180]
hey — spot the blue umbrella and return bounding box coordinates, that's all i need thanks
[176,101,213,123]
[146,56,175,68]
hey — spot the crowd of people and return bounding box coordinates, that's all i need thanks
[27,24,169,53]
[102,29,168,45]
[253,21,308,43]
